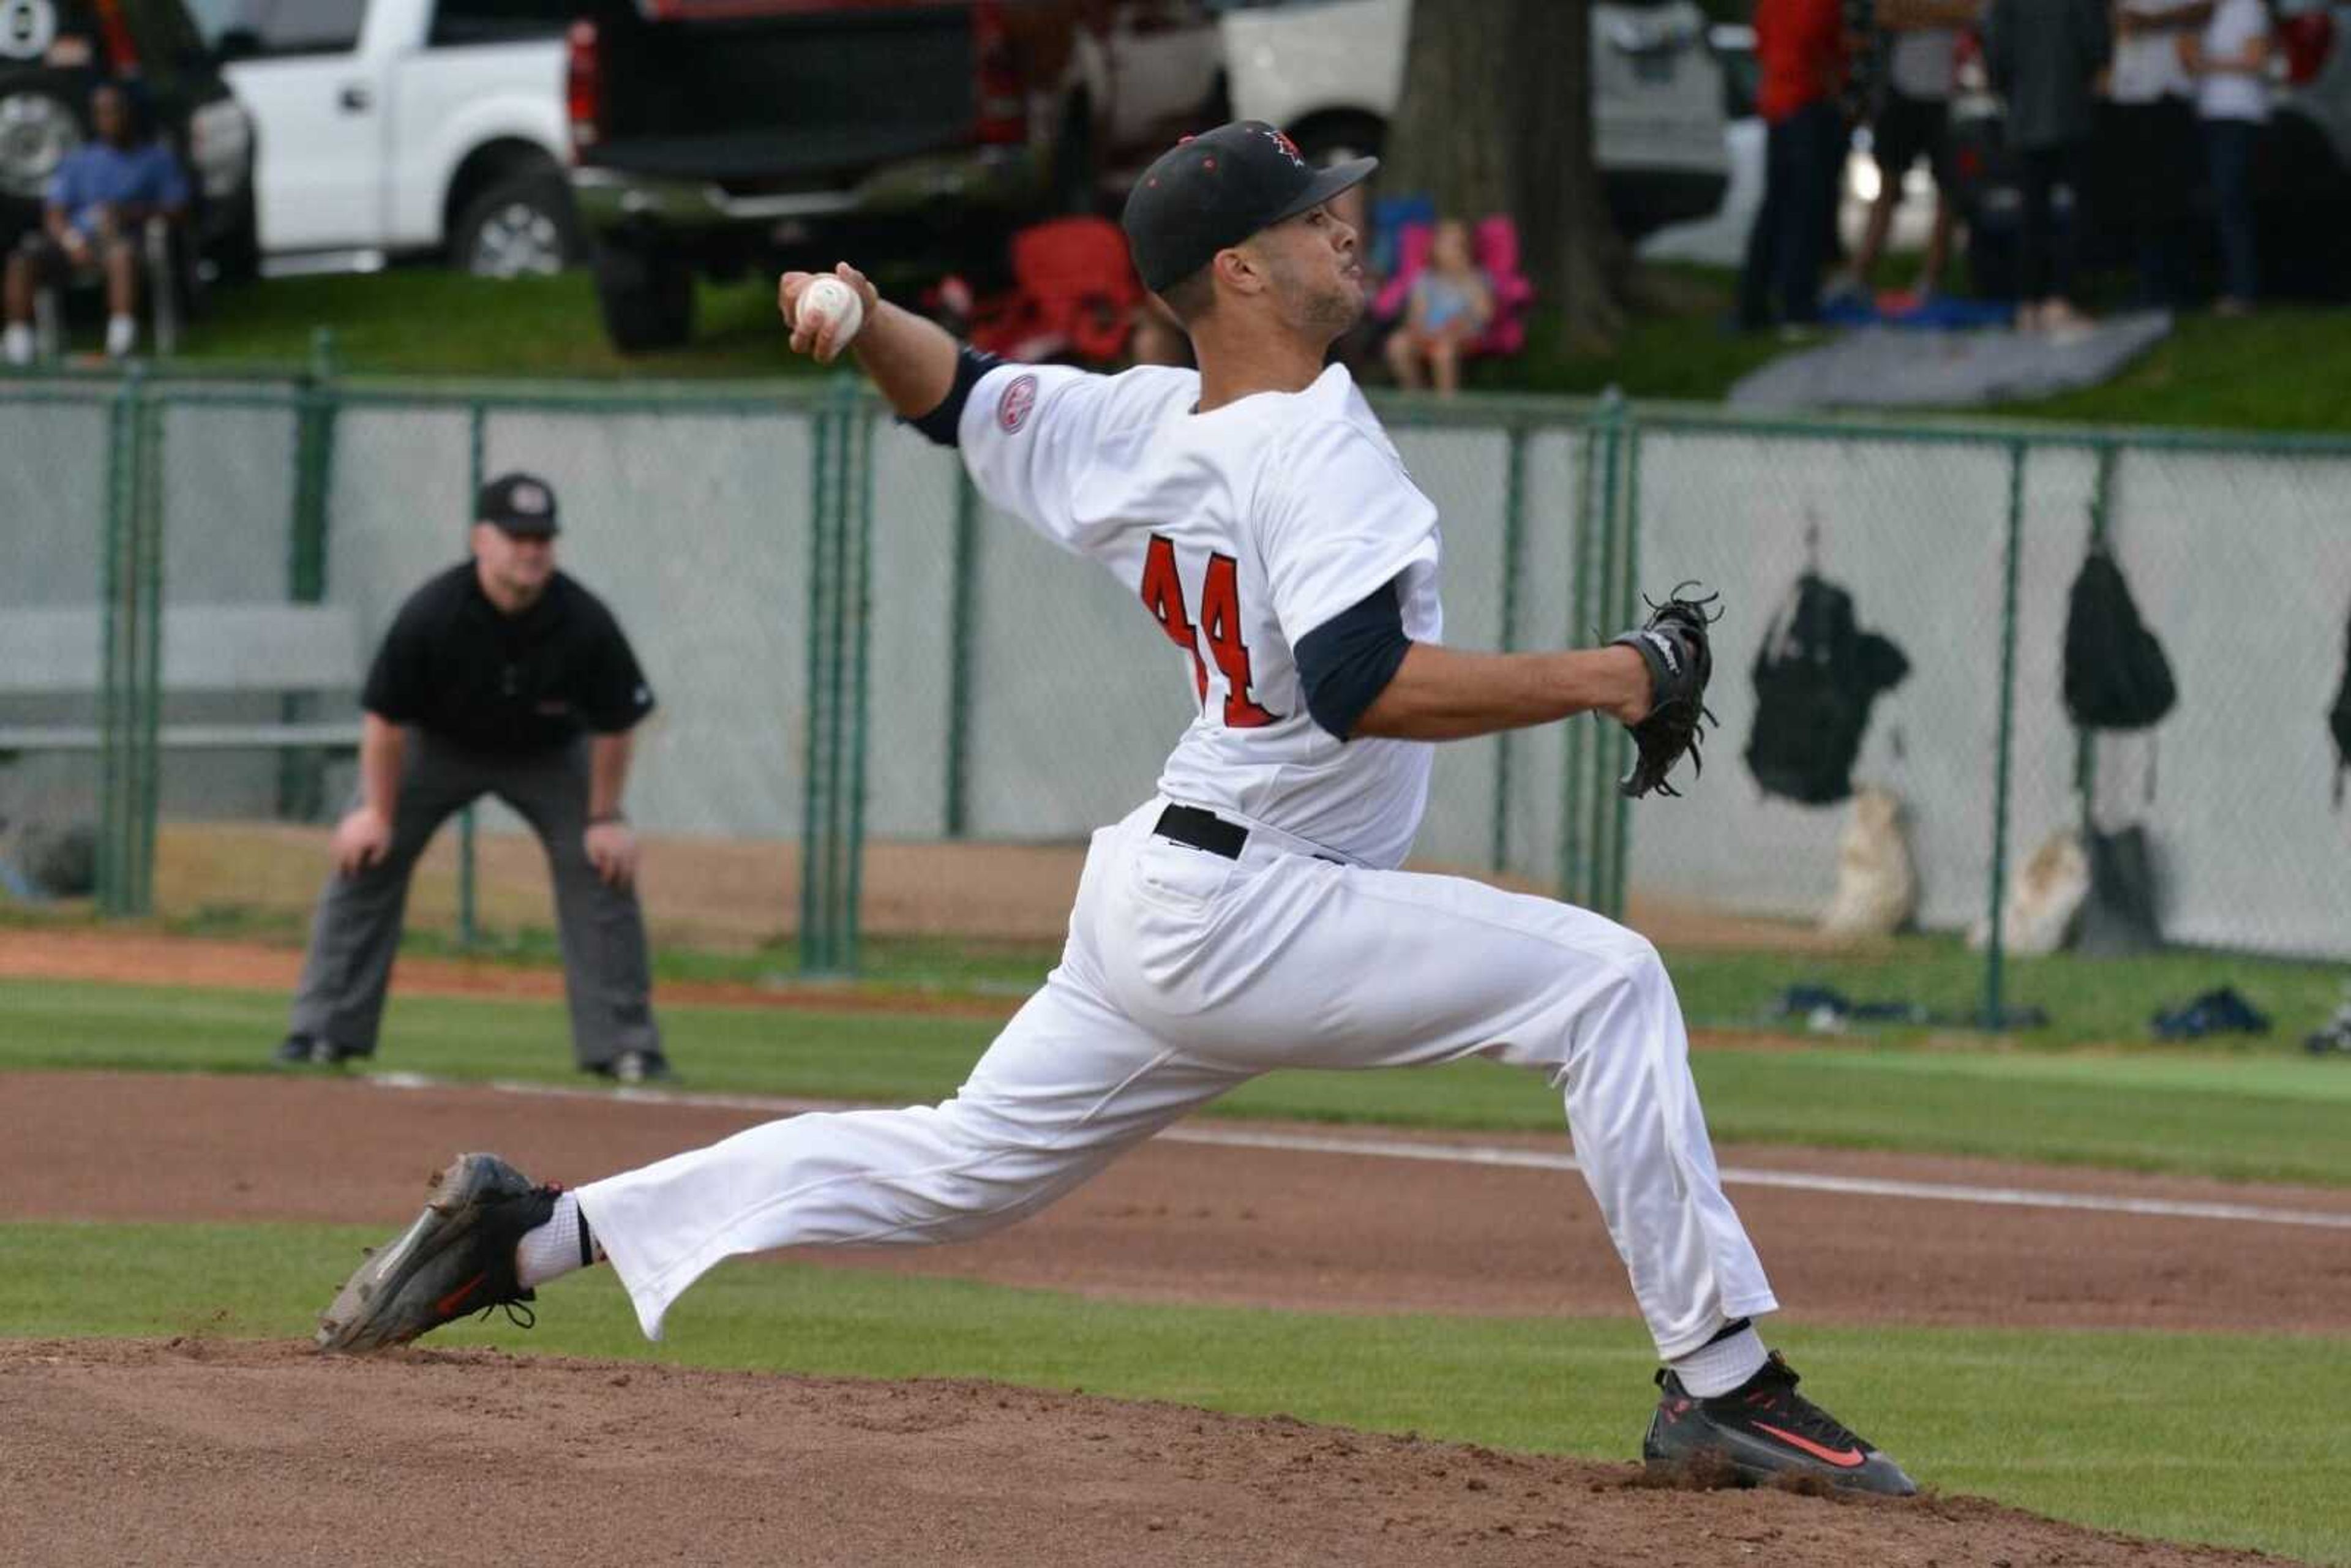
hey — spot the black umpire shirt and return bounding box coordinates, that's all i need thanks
[361,563,656,754]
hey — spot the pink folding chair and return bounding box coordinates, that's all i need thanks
[1471,214,1535,358]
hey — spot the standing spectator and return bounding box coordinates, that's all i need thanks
[2183,0,2272,315]
[1741,0,1850,331]
[1382,217,1493,396]
[1983,0,2112,332]
[2106,1,2213,309]
[276,473,673,1084]
[2,82,187,365]
[1834,0,1981,304]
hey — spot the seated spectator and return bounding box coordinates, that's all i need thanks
[1382,217,1493,396]
[2,82,189,365]
[2181,0,2271,316]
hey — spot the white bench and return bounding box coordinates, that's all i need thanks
[0,604,364,752]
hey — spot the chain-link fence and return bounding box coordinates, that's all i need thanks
[4,367,2347,1016]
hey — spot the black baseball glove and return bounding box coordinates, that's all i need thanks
[1610,583,1722,800]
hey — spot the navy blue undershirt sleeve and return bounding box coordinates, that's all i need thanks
[1295,579,1413,741]
[904,346,1003,447]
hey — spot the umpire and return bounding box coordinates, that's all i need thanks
[275,472,672,1082]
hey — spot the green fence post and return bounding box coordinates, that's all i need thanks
[1490,425,1528,875]
[943,468,979,839]
[1588,391,1627,913]
[1560,419,1599,905]
[800,388,842,973]
[130,385,165,915]
[842,395,876,974]
[457,401,485,950]
[96,373,136,916]
[1984,438,2028,1029]
[278,328,338,822]
[1607,412,1642,923]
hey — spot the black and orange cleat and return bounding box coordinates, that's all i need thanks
[315,1152,557,1354]
[1643,1351,1917,1496]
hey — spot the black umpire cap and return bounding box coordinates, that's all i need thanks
[1122,120,1378,294]
[477,471,560,537]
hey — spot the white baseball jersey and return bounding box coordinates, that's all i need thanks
[959,360,1442,869]
[577,347,1775,1378]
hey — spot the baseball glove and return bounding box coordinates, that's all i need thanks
[1610,583,1722,800]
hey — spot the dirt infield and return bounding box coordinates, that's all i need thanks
[4,1339,2292,1568]
[137,820,1864,952]
[4,1068,2344,1564]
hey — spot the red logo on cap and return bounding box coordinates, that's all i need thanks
[1254,126,1308,168]
[997,373,1038,433]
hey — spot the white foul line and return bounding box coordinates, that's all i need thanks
[367,1072,2351,1234]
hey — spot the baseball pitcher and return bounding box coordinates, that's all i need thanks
[317,121,1914,1496]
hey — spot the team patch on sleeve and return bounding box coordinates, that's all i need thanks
[997,373,1040,433]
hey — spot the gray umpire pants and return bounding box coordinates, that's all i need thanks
[288,730,659,1070]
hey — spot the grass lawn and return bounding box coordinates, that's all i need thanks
[4,1219,2345,1564]
[141,262,2351,434]
[9,973,2351,1185]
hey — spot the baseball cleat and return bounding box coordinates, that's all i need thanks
[315,1152,557,1354]
[1643,1351,1917,1496]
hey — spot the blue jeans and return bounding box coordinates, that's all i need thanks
[1741,99,1844,328]
[2203,117,2260,302]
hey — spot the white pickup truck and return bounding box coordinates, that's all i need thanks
[200,0,576,276]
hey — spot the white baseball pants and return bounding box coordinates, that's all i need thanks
[578,798,1777,1357]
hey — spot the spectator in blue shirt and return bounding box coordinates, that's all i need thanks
[4,83,190,365]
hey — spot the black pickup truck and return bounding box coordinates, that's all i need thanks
[565,0,1226,351]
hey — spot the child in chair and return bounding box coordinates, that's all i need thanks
[1383,218,1493,396]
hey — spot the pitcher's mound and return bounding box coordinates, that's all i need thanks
[3,1338,2287,1566]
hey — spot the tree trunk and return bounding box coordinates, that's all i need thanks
[1384,0,1630,353]
[1509,0,1630,350]
[1381,0,1518,220]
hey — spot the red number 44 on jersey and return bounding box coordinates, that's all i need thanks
[1139,533,1278,727]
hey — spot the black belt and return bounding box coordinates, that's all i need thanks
[1155,803,1247,860]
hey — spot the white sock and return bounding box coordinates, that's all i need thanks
[105,314,137,358]
[3,323,30,366]
[1669,1324,1768,1398]
[516,1189,602,1289]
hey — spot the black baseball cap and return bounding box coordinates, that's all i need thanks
[477,471,560,537]
[1122,120,1378,294]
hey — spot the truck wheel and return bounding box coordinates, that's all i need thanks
[593,240,695,352]
[454,171,581,278]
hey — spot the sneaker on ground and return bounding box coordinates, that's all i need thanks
[273,1033,365,1067]
[104,315,137,359]
[316,1152,557,1353]
[1643,1350,1917,1496]
[593,1048,676,1086]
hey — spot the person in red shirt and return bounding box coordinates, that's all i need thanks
[1740,0,1851,330]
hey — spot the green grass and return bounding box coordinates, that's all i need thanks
[4,1220,2344,1563]
[138,259,2351,433]
[176,269,822,381]
[10,975,2351,1184]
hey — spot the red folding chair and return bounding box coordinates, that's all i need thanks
[968,216,1141,366]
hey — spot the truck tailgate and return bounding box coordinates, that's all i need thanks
[593,3,978,187]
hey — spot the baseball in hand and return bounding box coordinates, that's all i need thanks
[798,275,865,353]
